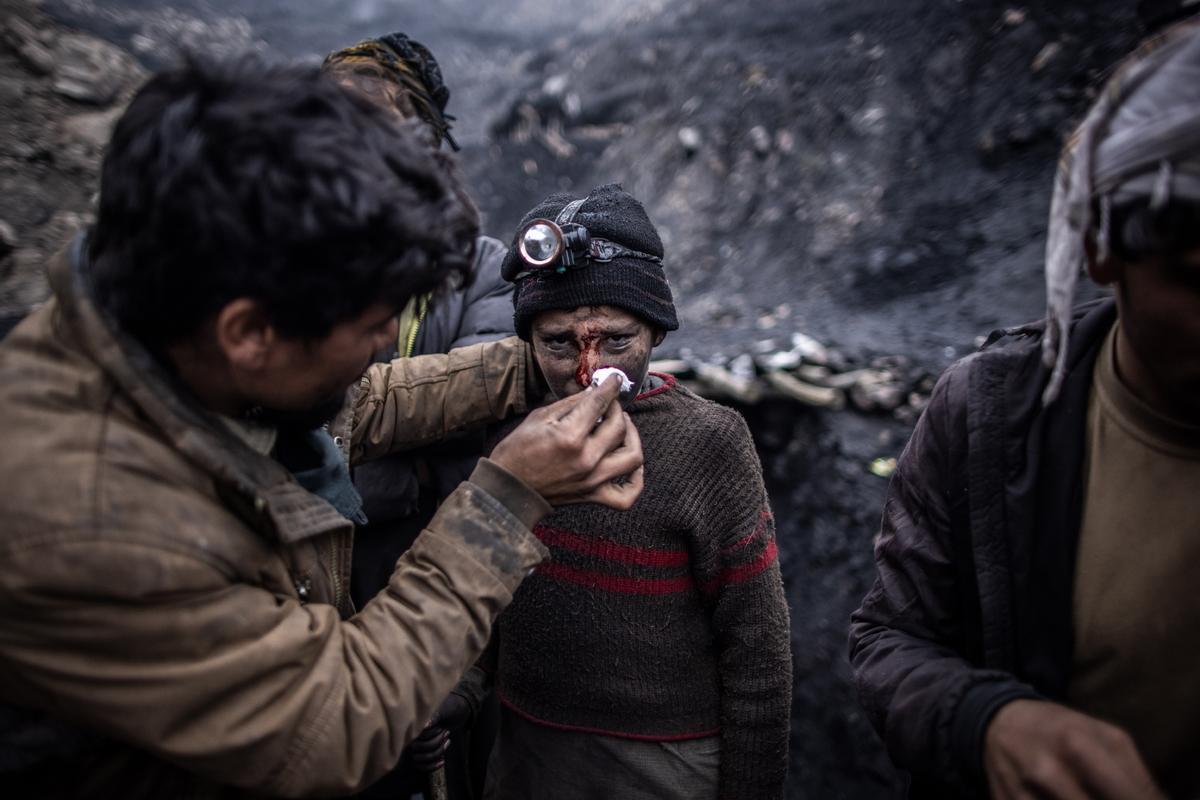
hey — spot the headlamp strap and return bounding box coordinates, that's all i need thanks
[587,238,662,264]
[555,197,587,226]
[550,197,589,269]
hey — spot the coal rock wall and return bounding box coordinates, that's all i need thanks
[463,0,1132,366]
[744,400,910,796]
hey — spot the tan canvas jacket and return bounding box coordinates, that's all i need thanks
[0,244,549,797]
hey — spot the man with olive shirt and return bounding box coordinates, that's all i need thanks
[850,16,1200,799]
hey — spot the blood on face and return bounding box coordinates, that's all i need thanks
[529,306,658,401]
[574,332,603,388]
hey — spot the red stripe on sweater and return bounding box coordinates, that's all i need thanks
[534,524,689,567]
[535,560,696,595]
[635,372,676,400]
[498,691,721,742]
[701,538,779,595]
[720,510,773,555]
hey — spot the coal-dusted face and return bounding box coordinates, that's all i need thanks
[529,305,662,402]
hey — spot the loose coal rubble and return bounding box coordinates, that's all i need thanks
[652,334,937,426]
[0,0,146,322]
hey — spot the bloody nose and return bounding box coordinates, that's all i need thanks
[575,362,592,388]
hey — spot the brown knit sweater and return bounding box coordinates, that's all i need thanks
[471,374,791,800]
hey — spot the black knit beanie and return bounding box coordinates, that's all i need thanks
[500,183,678,339]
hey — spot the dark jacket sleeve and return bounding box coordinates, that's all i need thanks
[450,236,516,349]
[416,235,515,354]
[412,235,517,500]
[848,359,1039,793]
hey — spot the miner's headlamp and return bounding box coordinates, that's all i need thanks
[514,198,663,280]
[517,220,561,267]
[517,218,592,270]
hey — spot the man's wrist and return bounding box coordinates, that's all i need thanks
[469,457,551,530]
[952,680,1042,783]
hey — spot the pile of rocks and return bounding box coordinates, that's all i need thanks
[0,0,145,318]
[651,329,938,424]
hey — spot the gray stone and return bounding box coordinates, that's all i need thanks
[40,212,90,255]
[848,373,907,412]
[775,128,795,154]
[0,77,28,105]
[4,15,40,49]
[1031,41,1062,73]
[756,349,798,372]
[5,16,53,75]
[851,105,887,137]
[19,40,54,75]
[3,139,38,160]
[790,331,830,365]
[60,106,124,150]
[678,126,701,154]
[0,220,17,258]
[542,73,569,97]
[1002,7,1027,26]
[0,249,50,308]
[749,125,771,156]
[51,33,146,105]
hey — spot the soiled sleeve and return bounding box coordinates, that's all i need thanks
[349,336,535,463]
[0,460,548,797]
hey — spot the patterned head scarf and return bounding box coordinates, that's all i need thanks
[323,32,459,151]
[1042,15,1200,405]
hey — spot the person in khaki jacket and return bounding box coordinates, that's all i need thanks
[0,56,643,798]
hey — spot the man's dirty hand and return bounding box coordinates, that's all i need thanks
[984,699,1164,800]
[406,693,471,773]
[491,373,644,509]
[407,725,449,773]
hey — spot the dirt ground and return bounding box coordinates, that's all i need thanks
[0,0,1147,795]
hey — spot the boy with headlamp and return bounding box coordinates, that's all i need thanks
[461,183,792,800]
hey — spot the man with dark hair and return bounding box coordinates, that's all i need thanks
[0,54,643,798]
[322,33,518,800]
[850,17,1200,800]
[460,183,791,800]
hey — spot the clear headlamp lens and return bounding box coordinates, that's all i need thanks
[518,220,563,267]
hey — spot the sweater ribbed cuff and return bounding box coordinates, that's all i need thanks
[469,457,552,531]
[951,680,1043,785]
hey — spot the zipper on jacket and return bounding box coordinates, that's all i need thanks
[328,533,345,614]
[396,292,431,358]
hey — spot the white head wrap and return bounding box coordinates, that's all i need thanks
[1042,16,1200,404]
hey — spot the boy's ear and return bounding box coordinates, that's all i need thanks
[652,329,666,347]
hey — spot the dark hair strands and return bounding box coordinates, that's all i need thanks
[89,52,477,349]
